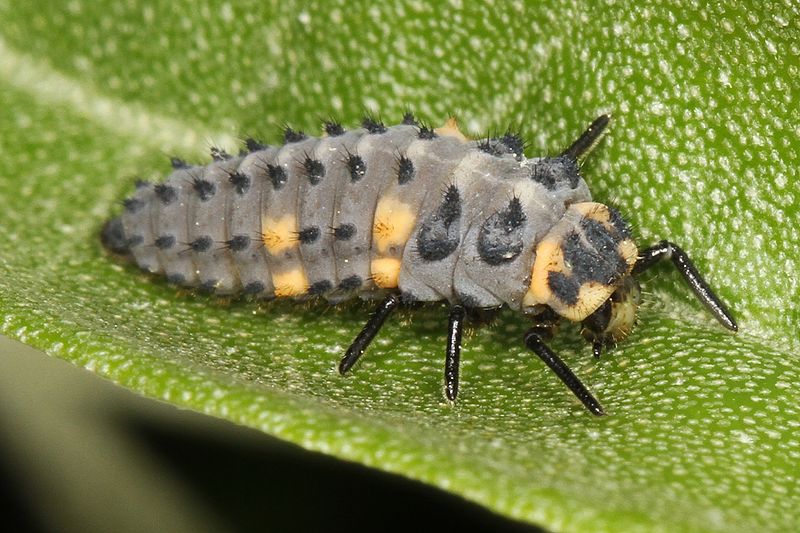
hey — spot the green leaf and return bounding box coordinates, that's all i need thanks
[1,1,798,531]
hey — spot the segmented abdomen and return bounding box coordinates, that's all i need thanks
[104,117,592,308]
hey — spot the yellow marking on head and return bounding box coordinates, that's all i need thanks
[524,239,562,308]
[559,283,614,322]
[262,214,298,255]
[371,257,401,288]
[619,238,638,270]
[272,269,309,297]
[435,116,470,142]
[373,196,417,254]
[570,202,610,221]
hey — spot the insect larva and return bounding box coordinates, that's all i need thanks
[102,114,737,415]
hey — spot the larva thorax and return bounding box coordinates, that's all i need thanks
[102,114,634,321]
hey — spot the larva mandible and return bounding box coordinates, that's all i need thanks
[101,113,738,415]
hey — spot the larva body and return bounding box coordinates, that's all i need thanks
[103,114,737,415]
[106,118,594,308]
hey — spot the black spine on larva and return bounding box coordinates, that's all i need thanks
[284,127,307,143]
[245,138,267,153]
[402,111,418,125]
[228,172,250,195]
[417,124,436,139]
[170,157,189,169]
[210,147,231,161]
[362,115,387,134]
[397,155,415,185]
[324,120,345,136]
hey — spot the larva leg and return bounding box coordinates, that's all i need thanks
[339,294,401,374]
[633,240,738,331]
[560,114,611,161]
[523,330,605,416]
[444,305,466,401]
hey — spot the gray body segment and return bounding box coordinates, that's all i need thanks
[332,125,419,296]
[154,168,198,286]
[114,122,592,310]
[397,140,479,302]
[188,158,243,294]
[299,129,366,296]
[228,148,278,296]
[262,136,318,296]
[122,183,160,274]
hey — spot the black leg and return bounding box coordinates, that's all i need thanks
[561,114,611,161]
[339,294,400,374]
[592,341,603,359]
[633,240,738,332]
[524,331,605,416]
[444,305,465,401]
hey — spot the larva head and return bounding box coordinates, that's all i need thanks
[522,202,638,322]
[580,275,642,347]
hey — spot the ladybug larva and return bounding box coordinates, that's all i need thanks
[101,113,738,415]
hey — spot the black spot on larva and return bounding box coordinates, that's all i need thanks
[154,235,176,249]
[418,124,437,140]
[362,116,387,134]
[529,156,580,190]
[333,223,356,240]
[134,179,151,189]
[338,275,362,291]
[198,280,217,294]
[548,271,581,305]
[123,197,144,213]
[397,155,415,185]
[562,231,626,286]
[303,156,325,185]
[228,172,250,195]
[190,235,213,253]
[226,234,250,252]
[245,138,267,153]
[324,120,345,136]
[308,279,333,295]
[192,178,216,201]
[298,226,320,244]
[402,111,417,125]
[607,206,632,239]
[127,234,144,247]
[166,273,186,285]
[500,133,525,160]
[477,198,526,265]
[267,164,288,190]
[439,185,461,222]
[478,133,525,161]
[170,157,189,169]
[210,147,231,161]
[416,185,461,261]
[346,154,366,182]
[457,292,481,309]
[582,218,621,249]
[284,127,306,143]
[400,291,418,305]
[154,184,178,205]
[243,281,266,295]
[101,217,128,254]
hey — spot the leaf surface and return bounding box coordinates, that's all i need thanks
[0,2,798,531]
